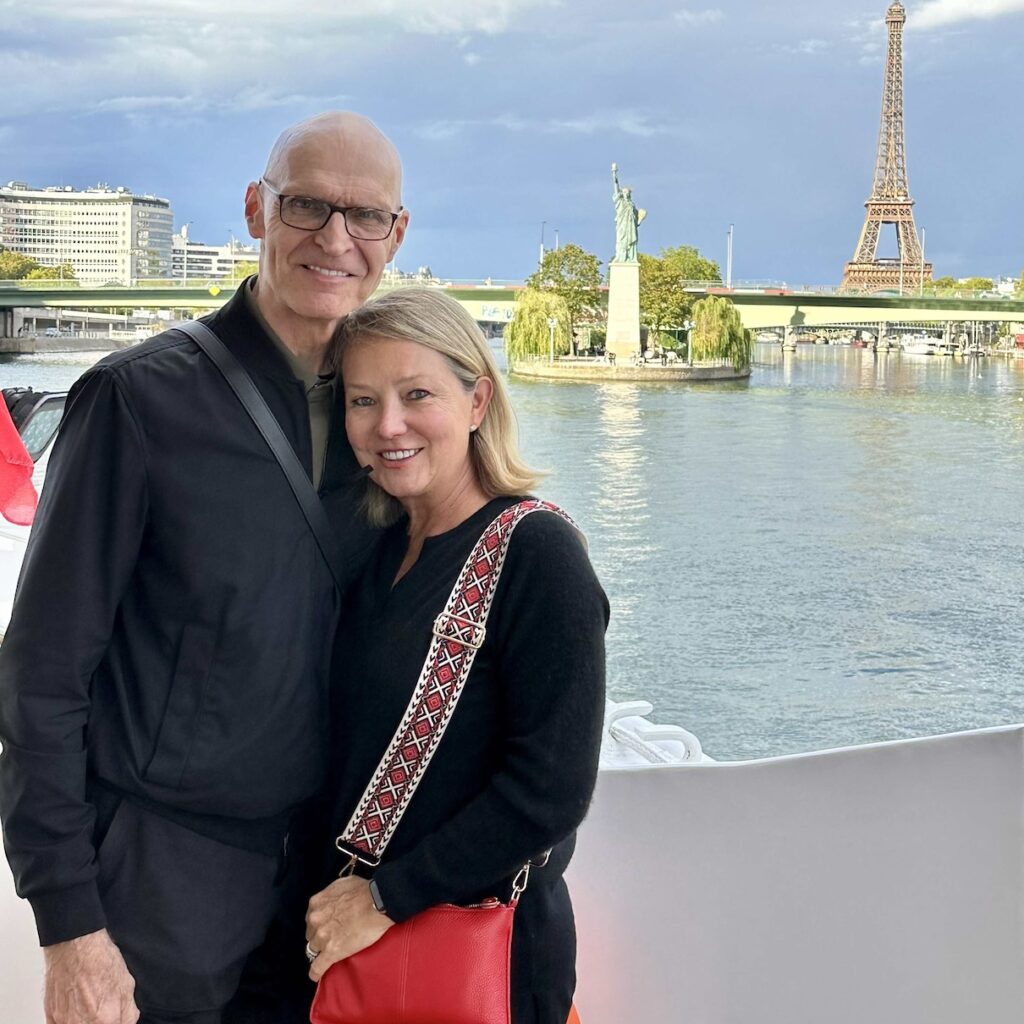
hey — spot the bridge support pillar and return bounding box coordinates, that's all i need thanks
[782,326,797,352]
[876,321,892,352]
[0,308,12,339]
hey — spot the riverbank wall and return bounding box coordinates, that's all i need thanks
[510,358,751,383]
[0,336,122,355]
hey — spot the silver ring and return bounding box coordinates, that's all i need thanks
[305,942,319,963]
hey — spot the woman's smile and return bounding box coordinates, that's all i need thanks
[379,447,423,464]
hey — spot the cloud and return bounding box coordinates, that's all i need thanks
[673,8,724,28]
[4,0,556,117]
[93,90,352,116]
[781,38,831,56]
[415,110,679,141]
[911,0,1024,29]
[26,0,556,35]
[463,53,483,65]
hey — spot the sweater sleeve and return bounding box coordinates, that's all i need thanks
[0,367,148,946]
[373,511,608,921]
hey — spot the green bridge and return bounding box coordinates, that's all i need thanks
[1,280,1021,338]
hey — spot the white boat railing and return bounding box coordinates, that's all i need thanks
[601,699,708,766]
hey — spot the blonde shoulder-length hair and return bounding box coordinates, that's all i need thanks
[332,286,542,527]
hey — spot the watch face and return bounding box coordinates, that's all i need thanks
[369,878,386,914]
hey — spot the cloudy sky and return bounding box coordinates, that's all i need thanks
[4,0,1022,284]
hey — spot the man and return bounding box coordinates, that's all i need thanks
[0,111,408,1024]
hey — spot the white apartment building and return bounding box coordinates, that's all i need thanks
[0,181,174,284]
[171,233,259,281]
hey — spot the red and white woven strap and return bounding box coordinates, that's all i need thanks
[336,499,577,866]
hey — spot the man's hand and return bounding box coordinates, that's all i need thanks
[305,876,394,982]
[43,929,139,1024]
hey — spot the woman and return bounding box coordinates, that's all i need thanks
[304,287,608,1024]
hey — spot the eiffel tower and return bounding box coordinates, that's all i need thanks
[841,1,931,292]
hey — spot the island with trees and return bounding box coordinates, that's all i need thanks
[505,240,753,382]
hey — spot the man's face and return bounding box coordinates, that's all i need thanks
[245,126,408,341]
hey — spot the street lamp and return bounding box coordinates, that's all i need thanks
[547,317,557,363]
[181,222,193,286]
[919,227,926,297]
[726,224,734,288]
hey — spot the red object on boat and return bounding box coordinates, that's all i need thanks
[0,400,37,525]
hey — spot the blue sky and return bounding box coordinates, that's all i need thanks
[4,0,1022,284]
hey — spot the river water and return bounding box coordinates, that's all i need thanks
[4,343,1024,760]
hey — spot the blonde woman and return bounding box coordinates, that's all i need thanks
[305,288,608,1024]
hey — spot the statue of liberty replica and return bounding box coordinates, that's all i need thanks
[612,162,645,262]
[606,162,645,359]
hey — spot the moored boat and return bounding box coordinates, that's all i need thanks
[900,333,952,356]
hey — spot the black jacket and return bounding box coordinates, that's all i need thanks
[0,284,376,946]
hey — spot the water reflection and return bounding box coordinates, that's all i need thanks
[515,347,1024,759]
[7,345,1024,760]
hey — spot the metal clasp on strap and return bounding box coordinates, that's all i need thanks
[432,612,486,651]
[510,862,532,904]
[335,838,380,876]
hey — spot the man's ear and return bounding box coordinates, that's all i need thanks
[387,209,410,261]
[244,182,265,240]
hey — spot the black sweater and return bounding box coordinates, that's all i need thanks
[327,496,608,1016]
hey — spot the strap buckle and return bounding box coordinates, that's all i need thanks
[335,838,380,875]
[432,612,486,651]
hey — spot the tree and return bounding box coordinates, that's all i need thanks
[962,277,994,293]
[24,262,76,281]
[1018,269,1024,294]
[690,295,752,371]
[0,247,38,281]
[658,245,721,285]
[639,245,721,343]
[927,275,958,293]
[639,253,688,341]
[504,290,571,366]
[229,261,259,282]
[525,243,602,347]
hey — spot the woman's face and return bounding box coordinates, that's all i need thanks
[342,338,493,512]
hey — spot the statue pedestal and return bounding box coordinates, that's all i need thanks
[606,260,641,362]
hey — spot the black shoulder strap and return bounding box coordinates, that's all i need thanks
[176,319,347,593]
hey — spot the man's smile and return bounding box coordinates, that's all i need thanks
[304,263,355,278]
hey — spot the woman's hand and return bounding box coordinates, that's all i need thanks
[305,876,394,982]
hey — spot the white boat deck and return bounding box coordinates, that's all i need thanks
[2,714,1021,1020]
[572,721,1024,1023]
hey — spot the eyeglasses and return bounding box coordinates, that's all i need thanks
[260,180,401,240]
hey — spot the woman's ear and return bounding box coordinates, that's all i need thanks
[471,377,494,429]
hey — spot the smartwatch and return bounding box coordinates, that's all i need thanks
[368,878,387,915]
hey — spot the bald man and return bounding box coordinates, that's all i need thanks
[0,112,409,1024]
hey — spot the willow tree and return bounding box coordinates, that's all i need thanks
[504,290,571,366]
[690,295,752,370]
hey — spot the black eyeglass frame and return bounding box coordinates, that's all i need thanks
[259,180,402,240]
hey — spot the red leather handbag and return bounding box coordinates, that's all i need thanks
[310,901,516,1024]
[309,501,575,1024]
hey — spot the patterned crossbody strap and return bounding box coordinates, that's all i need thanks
[336,498,578,868]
